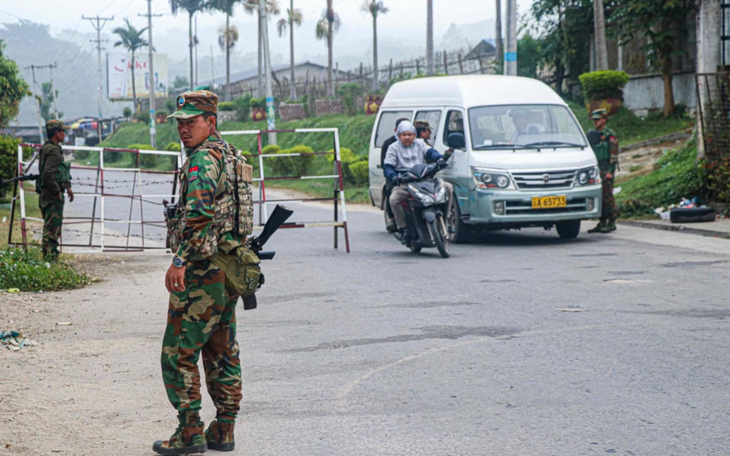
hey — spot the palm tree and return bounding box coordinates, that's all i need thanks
[243,0,279,97]
[593,0,608,70]
[169,0,207,91]
[361,0,389,92]
[113,18,149,112]
[495,0,503,64]
[426,0,434,76]
[209,0,241,101]
[315,1,340,97]
[278,0,303,100]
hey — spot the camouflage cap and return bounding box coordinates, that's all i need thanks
[46,119,66,131]
[414,120,432,131]
[167,90,218,119]
[591,108,608,120]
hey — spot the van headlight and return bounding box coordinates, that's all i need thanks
[472,167,514,190]
[577,166,600,186]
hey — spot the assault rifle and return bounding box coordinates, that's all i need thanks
[249,204,294,260]
[1,174,39,186]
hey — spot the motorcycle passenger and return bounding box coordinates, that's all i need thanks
[384,121,454,246]
[414,120,433,146]
[382,117,411,233]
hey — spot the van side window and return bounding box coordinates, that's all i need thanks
[443,111,465,144]
[414,110,442,141]
[375,111,412,147]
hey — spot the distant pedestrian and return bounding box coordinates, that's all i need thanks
[587,109,620,233]
[37,120,74,260]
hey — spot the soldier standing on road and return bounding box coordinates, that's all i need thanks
[154,90,254,455]
[37,120,74,260]
[587,108,620,233]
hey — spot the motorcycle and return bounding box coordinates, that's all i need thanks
[392,161,451,258]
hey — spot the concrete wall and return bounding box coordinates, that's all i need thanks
[623,72,696,115]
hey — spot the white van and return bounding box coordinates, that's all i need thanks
[368,75,603,241]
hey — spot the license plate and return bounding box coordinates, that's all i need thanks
[532,195,567,209]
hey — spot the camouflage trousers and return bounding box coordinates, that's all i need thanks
[40,199,64,259]
[161,258,242,424]
[600,173,619,221]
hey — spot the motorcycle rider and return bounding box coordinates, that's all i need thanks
[382,117,411,233]
[384,121,454,246]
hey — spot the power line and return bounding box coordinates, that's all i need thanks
[83,14,114,139]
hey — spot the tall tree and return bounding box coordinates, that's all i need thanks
[361,0,389,92]
[278,0,303,100]
[316,1,340,96]
[0,40,29,130]
[611,0,694,116]
[426,0,434,75]
[39,82,63,121]
[495,0,503,64]
[209,0,241,101]
[113,18,149,112]
[170,0,207,91]
[593,0,608,70]
[243,0,279,97]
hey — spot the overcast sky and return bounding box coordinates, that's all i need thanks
[1,0,532,64]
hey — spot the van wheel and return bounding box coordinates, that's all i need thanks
[449,202,471,244]
[556,220,581,239]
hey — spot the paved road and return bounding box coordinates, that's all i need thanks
[7,190,730,455]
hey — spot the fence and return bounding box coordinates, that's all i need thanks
[220,128,350,253]
[8,144,181,252]
[696,72,730,161]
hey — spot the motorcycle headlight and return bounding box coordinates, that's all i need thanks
[409,185,435,204]
[436,186,446,203]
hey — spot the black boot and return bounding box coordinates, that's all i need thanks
[400,229,411,246]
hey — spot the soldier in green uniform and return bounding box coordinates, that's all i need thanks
[154,90,255,455]
[587,108,620,233]
[37,120,74,260]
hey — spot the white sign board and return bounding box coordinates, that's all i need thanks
[107,53,169,99]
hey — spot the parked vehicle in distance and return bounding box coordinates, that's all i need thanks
[368,75,603,241]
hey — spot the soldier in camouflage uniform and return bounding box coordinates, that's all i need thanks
[587,109,620,233]
[38,120,74,260]
[155,90,254,455]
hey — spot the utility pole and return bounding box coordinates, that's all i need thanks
[260,0,276,145]
[83,15,114,140]
[210,44,215,90]
[25,65,45,143]
[140,2,162,148]
[426,0,434,76]
[503,0,517,76]
[195,16,199,87]
[49,63,60,120]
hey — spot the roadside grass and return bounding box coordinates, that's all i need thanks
[567,101,693,146]
[615,138,704,218]
[0,189,42,249]
[0,247,90,292]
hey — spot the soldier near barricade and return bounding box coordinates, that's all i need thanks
[155,90,257,455]
[36,120,74,260]
[587,108,620,234]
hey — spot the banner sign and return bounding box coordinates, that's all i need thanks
[107,53,168,99]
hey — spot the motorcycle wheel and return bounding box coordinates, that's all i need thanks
[409,245,422,253]
[429,217,450,258]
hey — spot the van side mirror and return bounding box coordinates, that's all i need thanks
[447,132,466,150]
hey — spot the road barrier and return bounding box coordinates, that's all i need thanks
[219,128,350,253]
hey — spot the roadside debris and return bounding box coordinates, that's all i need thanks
[55,322,73,326]
[0,330,38,351]
[654,198,716,223]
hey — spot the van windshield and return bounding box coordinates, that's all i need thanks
[467,104,586,150]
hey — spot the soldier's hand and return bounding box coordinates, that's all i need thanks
[165,263,187,293]
[67,188,74,202]
[605,172,613,180]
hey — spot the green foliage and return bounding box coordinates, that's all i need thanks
[134,110,150,124]
[123,106,133,118]
[218,101,235,111]
[286,145,315,176]
[234,94,252,122]
[326,147,357,164]
[263,145,284,174]
[579,70,630,101]
[250,97,265,108]
[165,141,181,152]
[349,160,369,186]
[165,98,176,113]
[339,83,363,116]
[0,40,29,130]
[39,82,62,121]
[0,248,90,292]
[517,33,543,79]
[617,139,704,217]
[0,135,20,197]
[704,158,730,203]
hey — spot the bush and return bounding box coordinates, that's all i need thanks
[165,141,181,152]
[234,95,252,122]
[262,145,283,174]
[165,99,176,113]
[126,143,157,168]
[133,111,150,124]
[250,97,265,109]
[349,160,369,186]
[326,147,358,164]
[287,145,315,176]
[0,135,20,197]
[339,83,363,116]
[122,107,133,118]
[219,101,235,111]
[579,70,630,101]
[0,248,90,292]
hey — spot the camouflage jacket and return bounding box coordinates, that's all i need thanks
[592,127,619,174]
[171,134,253,263]
[38,141,71,206]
